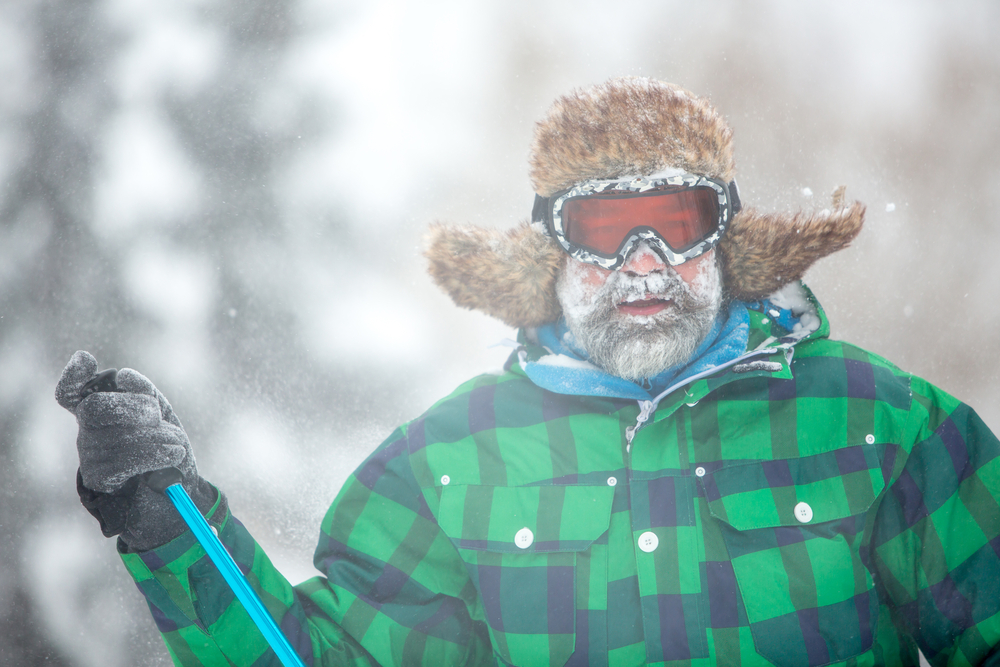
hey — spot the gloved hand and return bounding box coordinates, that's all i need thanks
[56,350,222,552]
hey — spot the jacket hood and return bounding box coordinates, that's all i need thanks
[426,77,865,328]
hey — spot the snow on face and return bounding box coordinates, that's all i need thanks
[556,244,723,380]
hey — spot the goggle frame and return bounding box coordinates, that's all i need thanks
[534,172,741,270]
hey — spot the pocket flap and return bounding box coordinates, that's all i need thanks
[438,485,615,553]
[705,444,885,530]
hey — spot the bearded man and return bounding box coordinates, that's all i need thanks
[57,78,1000,666]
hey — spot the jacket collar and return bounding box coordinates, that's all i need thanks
[508,282,828,403]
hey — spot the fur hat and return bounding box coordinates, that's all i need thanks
[426,77,865,328]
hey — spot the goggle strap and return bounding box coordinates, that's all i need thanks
[531,193,550,226]
[728,179,742,215]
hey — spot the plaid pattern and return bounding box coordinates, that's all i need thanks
[120,293,1000,666]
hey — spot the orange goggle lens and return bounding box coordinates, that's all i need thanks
[561,187,720,256]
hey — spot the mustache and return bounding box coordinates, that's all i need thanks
[601,270,696,308]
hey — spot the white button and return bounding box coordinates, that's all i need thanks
[695,466,706,478]
[515,527,534,549]
[211,525,220,537]
[607,476,618,486]
[865,434,875,445]
[686,400,699,407]
[638,531,659,553]
[440,474,451,485]
[794,502,813,523]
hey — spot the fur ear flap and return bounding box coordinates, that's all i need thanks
[426,189,865,327]
[718,187,865,301]
[425,222,565,328]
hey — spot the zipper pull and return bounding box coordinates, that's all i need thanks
[625,400,655,452]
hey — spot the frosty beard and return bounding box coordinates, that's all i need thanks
[556,248,723,382]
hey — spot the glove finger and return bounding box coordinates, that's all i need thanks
[55,351,98,412]
[155,389,184,430]
[77,392,162,429]
[81,443,188,493]
[115,368,157,397]
[77,421,190,471]
[116,368,184,429]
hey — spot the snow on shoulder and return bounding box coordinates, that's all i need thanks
[768,282,821,336]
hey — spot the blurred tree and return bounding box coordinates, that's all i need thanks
[0,0,357,663]
[167,0,322,420]
[160,0,382,444]
[0,0,119,665]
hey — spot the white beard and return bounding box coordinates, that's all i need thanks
[556,250,723,381]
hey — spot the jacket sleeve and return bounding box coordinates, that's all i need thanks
[870,374,1000,666]
[119,426,492,666]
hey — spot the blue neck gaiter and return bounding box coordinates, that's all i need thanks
[524,300,752,401]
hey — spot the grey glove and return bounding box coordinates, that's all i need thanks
[56,350,221,552]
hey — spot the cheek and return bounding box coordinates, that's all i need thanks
[558,258,612,305]
[674,248,715,284]
[578,265,610,288]
[672,249,715,285]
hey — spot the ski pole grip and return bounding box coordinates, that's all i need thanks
[147,467,184,494]
[80,368,120,398]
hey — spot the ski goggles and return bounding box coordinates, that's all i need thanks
[532,172,741,270]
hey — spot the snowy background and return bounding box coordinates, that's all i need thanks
[1,1,998,665]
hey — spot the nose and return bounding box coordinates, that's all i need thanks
[621,242,667,277]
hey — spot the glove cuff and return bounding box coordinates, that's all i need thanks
[77,469,141,538]
[77,469,227,552]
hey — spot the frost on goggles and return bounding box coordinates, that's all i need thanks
[537,173,739,270]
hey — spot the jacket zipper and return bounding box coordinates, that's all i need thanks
[624,346,784,454]
[625,400,655,453]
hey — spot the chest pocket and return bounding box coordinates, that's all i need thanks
[704,444,886,667]
[437,484,614,667]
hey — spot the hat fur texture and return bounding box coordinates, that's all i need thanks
[529,78,735,197]
[426,77,865,328]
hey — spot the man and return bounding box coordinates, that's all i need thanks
[57,78,1000,666]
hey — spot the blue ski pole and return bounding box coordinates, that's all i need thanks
[79,369,306,667]
[147,468,308,667]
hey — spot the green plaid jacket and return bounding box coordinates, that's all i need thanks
[121,291,1000,666]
